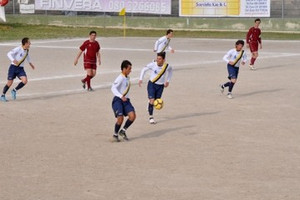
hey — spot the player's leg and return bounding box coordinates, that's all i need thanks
[227,67,239,99]
[147,81,156,124]
[249,42,259,70]
[1,80,13,102]
[11,75,28,100]
[220,64,234,93]
[119,99,136,141]
[111,97,124,142]
[1,65,16,101]
[87,68,96,91]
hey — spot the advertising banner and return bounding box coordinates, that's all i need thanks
[180,0,270,17]
[35,0,171,15]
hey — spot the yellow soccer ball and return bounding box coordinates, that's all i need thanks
[153,98,164,110]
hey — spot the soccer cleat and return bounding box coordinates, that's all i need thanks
[111,135,120,143]
[87,87,94,92]
[149,117,156,124]
[11,89,17,100]
[219,84,224,94]
[119,129,129,141]
[81,80,86,89]
[249,65,256,70]
[1,95,8,102]
[227,93,233,99]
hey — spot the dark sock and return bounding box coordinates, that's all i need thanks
[229,82,235,93]
[15,82,25,91]
[251,57,256,65]
[123,119,134,130]
[148,103,154,116]
[2,85,10,95]
[114,123,121,135]
[224,82,231,88]
[86,75,92,89]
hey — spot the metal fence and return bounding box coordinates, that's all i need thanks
[3,0,300,18]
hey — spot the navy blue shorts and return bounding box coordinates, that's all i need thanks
[227,64,239,80]
[147,81,164,99]
[8,64,27,80]
[112,96,135,118]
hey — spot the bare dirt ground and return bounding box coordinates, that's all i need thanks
[1,37,300,200]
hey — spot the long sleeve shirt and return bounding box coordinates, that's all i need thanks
[7,46,31,67]
[139,61,173,85]
[223,48,247,67]
[154,36,172,53]
[111,73,131,99]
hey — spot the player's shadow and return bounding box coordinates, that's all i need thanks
[159,111,220,123]
[130,125,194,141]
[252,64,289,70]
[238,88,283,97]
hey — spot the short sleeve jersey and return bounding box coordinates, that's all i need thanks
[80,40,100,64]
[246,27,261,44]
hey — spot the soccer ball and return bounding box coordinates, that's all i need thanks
[153,98,164,110]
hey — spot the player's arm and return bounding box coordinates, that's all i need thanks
[241,52,247,65]
[74,50,83,66]
[168,45,175,53]
[246,28,252,48]
[138,63,151,87]
[26,55,35,69]
[223,50,233,65]
[165,66,173,87]
[258,31,262,49]
[111,77,123,98]
[97,51,101,66]
[154,40,159,52]
[7,47,19,65]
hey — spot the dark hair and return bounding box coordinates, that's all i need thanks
[121,60,132,70]
[22,37,29,45]
[235,40,245,46]
[89,31,97,35]
[157,52,166,60]
[255,18,261,23]
[166,29,173,35]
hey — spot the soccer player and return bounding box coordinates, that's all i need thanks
[154,29,175,54]
[138,52,173,124]
[220,40,247,99]
[111,60,136,142]
[246,18,262,70]
[74,30,101,91]
[1,37,35,102]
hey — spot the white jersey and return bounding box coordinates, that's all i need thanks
[139,61,173,85]
[223,48,247,68]
[154,36,172,53]
[111,73,131,99]
[7,46,31,67]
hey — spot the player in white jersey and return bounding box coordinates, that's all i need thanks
[139,52,173,124]
[1,37,35,102]
[154,29,175,54]
[111,60,136,142]
[220,40,247,99]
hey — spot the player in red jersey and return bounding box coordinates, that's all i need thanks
[74,31,101,91]
[246,18,262,70]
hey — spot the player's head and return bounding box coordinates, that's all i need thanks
[254,18,261,27]
[22,37,31,49]
[121,60,132,76]
[156,52,166,66]
[235,40,244,51]
[89,31,97,41]
[166,29,174,38]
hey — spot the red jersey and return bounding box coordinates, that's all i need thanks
[246,27,261,44]
[80,40,100,64]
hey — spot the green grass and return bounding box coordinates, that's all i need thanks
[1,23,300,42]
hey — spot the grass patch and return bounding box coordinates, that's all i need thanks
[1,23,300,41]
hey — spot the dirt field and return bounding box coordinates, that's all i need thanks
[1,37,300,200]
